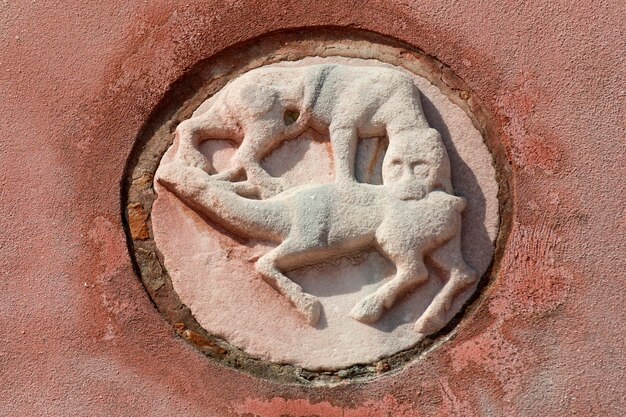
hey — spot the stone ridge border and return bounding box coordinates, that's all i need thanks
[121,27,513,385]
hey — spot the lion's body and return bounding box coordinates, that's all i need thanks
[174,64,445,197]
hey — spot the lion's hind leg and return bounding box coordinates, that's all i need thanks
[255,240,322,325]
[174,111,240,173]
[414,233,476,335]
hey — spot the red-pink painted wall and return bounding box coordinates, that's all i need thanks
[0,1,623,415]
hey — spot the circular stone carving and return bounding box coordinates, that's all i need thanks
[124,31,503,379]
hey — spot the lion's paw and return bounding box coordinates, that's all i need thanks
[413,312,447,336]
[350,294,385,323]
[299,293,322,326]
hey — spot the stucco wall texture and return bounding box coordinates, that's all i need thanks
[0,1,623,416]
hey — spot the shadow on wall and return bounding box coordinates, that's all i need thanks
[420,93,492,275]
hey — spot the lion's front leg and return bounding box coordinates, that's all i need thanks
[350,255,429,323]
[329,124,359,184]
[414,233,476,335]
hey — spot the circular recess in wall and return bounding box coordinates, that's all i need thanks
[122,28,511,384]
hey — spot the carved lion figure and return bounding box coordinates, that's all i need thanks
[157,128,475,335]
[172,63,452,198]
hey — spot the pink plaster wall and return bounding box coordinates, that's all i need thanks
[0,1,623,416]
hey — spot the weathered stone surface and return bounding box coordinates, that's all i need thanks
[151,58,498,370]
[1,1,623,416]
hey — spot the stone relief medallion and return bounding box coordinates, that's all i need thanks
[124,32,504,381]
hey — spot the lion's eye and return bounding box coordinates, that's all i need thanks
[391,159,402,165]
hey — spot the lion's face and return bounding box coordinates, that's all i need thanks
[382,128,447,200]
